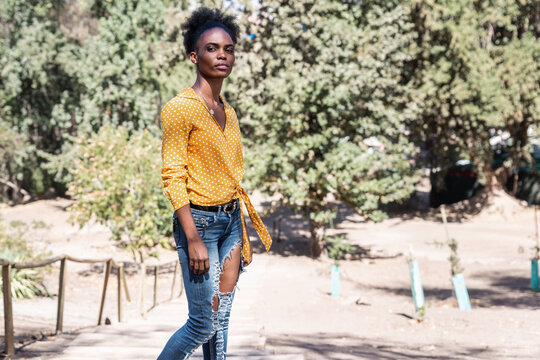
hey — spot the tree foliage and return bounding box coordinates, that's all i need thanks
[0,121,32,202]
[1,0,539,260]
[0,0,75,197]
[67,126,172,262]
[231,0,420,256]
[407,0,540,183]
[0,0,191,199]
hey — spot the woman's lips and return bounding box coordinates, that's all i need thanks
[216,64,229,70]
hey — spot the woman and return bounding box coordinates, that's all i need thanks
[158,7,272,360]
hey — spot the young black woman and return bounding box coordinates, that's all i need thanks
[157,8,272,360]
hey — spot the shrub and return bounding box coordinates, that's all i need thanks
[0,121,35,203]
[0,220,50,299]
[326,235,354,264]
[66,125,172,262]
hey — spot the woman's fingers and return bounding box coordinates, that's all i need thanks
[199,260,205,275]
[187,239,209,274]
[191,258,209,275]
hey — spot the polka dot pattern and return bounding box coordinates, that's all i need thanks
[161,87,272,262]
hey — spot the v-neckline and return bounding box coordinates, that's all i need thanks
[191,87,227,134]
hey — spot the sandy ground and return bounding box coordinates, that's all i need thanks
[1,192,540,359]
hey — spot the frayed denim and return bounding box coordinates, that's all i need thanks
[157,206,243,360]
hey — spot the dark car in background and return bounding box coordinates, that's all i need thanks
[430,143,540,208]
[429,160,483,208]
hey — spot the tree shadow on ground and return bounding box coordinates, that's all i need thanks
[369,271,540,310]
[254,190,494,259]
[249,202,312,257]
[267,333,495,359]
[252,201,402,259]
[380,189,492,224]
[467,270,540,309]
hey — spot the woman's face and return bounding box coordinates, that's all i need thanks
[190,27,235,79]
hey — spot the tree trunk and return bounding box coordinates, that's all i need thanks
[309,220,326,258]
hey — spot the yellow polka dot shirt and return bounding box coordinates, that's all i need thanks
[161,87,272,261]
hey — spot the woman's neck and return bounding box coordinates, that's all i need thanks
[192,76,223,103]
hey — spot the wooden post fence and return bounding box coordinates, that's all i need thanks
[143,260,183,312]
[1,255,183,357]
[1,255,129,357]
[97,260,113,326]
[56,258,67,334]
[2,261,14,357]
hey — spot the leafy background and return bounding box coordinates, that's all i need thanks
[0,0,539,261]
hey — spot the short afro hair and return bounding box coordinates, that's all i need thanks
[182,7,240,54]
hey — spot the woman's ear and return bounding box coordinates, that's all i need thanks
[190,51,198,64]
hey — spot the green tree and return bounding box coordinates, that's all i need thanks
[0,0,76,197]
[407,0,540,187]
[0,122,32,202]
[61,0,168,135]
[67,125,172,262]
[1,0,192,200]
[485,1,540,183]
[231,0,420,257]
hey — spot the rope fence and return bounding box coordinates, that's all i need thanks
[1,255,183,357]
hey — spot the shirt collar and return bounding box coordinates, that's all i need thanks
[177,87,230,111]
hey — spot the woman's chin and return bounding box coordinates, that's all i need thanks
[200,69,233,79]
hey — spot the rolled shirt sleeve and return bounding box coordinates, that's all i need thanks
[161,99,191,211]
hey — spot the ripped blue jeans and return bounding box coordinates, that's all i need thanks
[157,205,243,360]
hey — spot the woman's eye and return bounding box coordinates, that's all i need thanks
[226,48,234,54]
[207,47,216,52]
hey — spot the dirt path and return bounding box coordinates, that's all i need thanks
[2,197,540,359]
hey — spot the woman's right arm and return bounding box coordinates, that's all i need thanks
[161,100,209,275]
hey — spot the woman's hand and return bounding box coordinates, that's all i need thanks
[176,204,209,275]
[187,236,209,275]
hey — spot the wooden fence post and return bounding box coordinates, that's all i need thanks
[117,265,122,323]
[2,264,14,357]
[98,260,112,325]
[121,266,131,302]
[139,263,146,317]
[153,266,159,308]
[56,258,67,334]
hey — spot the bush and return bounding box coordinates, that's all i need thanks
[0,220,50,299]
[66,125,172,262]
[326,235,354,264]
[0,121,35,202]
